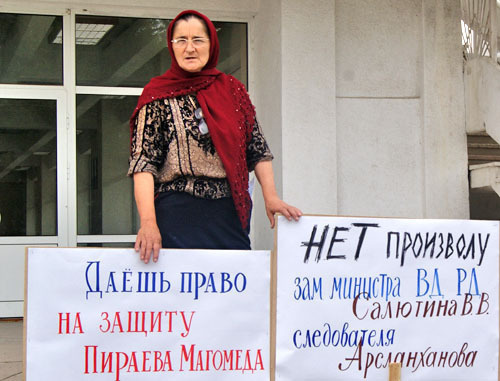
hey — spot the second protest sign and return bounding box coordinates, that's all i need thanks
[275,215,499,380]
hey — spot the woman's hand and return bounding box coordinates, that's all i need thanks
[264,195,302,228]
[135,220,162,264]
[254,160,302,229]
[133,172,161,264]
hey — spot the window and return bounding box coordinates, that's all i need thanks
[74,15,248,237]
[0,13,63,85]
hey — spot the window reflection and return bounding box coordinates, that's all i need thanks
[0,99,57,236]
[76,95,138,235]
[76,17,249,236]
[0,13,63,85]
[214,21,247,84]
[76,16,248,87]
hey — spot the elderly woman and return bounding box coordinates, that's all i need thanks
[128,10,301,263]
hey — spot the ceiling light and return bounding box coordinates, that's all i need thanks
[52,22,114,45]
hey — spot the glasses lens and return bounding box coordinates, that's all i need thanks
[198,119,209,135]
[193,38,208,47]
[173,38,207,48]
[195,107,203,119]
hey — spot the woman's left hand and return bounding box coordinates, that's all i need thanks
[264,195,302,229]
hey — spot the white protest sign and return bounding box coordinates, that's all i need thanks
[25,248,270,380]
[275,215,499,380]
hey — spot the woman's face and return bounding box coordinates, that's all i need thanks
[172,17,210,73]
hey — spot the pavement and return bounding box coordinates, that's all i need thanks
[0,319,23,381]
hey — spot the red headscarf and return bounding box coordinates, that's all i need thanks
[130,10,255,229]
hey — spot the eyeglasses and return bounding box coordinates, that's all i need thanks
[171,38,210,48]
[194,108,209,135]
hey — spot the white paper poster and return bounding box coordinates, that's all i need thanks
[275,215,499,380]
[25,248,270,380]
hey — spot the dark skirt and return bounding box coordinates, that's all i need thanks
[154,191,251,250]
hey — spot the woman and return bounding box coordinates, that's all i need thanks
[128,10,301,264]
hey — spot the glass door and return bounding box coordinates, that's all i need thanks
[0,90,67,317]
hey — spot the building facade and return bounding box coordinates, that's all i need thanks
[0,0,494,317]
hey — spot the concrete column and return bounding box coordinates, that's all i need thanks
[422,0,469,218]
[336,0,424,218]
[281,0,337,214]
[252,0,283,249]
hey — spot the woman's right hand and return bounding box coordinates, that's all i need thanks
[135,220,162,264]
[133,172,161,264]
